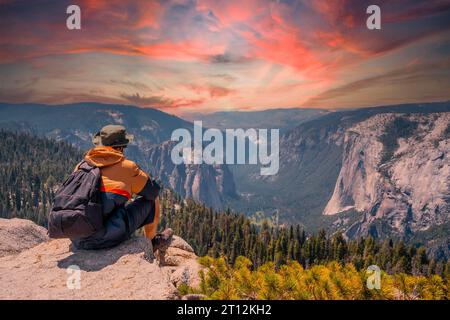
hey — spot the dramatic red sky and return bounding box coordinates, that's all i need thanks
[1,0,449,114]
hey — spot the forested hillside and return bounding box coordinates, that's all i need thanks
[0,102,237,210]
[160,192,449,277]
[0,130,81,225]
[1,130,447,281]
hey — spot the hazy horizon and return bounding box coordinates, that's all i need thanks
[2,99,450,118]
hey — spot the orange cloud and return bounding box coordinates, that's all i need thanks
[185,84,235,98]
[1,0,449,112]
[196,0,266,26]
[120,92,206,109]
[81,0,163,29]
[137,41,226,61]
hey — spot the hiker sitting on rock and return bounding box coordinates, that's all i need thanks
[48,124,172,261]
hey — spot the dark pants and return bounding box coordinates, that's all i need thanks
[72,196,155,250]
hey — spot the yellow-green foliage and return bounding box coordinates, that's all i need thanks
[192,256,448,300]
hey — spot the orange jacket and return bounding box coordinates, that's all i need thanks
[83,146,149,199]
[75,146,160,217]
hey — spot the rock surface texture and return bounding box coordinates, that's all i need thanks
[0,218,49,258]
[0,218,202,300]
[323,113,450,239]
[147,140,237,209]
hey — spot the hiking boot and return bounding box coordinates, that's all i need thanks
[152,228,174,253]
[141,237,155,263]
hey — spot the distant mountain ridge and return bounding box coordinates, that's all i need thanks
[182,108,328,131]
[0,102,190,148]
[0,102,236,209]
[227,101,450,255]
[1,101,449,254]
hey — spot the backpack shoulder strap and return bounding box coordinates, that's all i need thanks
[77,159,98,171]
[73,161,82,172]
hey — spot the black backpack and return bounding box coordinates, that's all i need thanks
[48,160,103,239]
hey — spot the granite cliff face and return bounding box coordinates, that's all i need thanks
[227,103,449,256]
[324,113,450,240]
[0,218,202,300]
[1,102,448,253]
[147,141,237,210]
